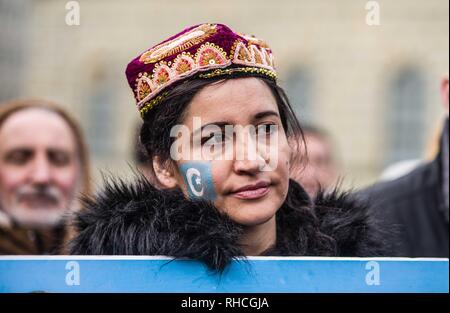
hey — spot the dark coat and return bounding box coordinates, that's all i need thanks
[69,178,387,272]
[0,211,66,255]
[359,120,449,257]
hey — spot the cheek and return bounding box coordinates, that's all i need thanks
[268,139,291,201]
[275,139,292,177]
[177,160,222,202]
[0,167,28,194]
[51,165,80,195]
[210,160,231,192]
[208,160,233,211]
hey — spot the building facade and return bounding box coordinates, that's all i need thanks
[1,0,448,189]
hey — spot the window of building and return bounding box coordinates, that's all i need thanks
[384,66,427,166]
[283,66,314,125]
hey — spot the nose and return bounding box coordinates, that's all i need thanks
[233,158,265,175]
[233,131,267,175]
[29,154,52,185]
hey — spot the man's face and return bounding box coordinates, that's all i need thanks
[0,108,80,228]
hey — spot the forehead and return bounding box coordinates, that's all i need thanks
[0,108,77,151]
[184,77,278,125]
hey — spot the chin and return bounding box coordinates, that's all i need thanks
[237,216,275,227]
[10,206,66,229]
[228,202,279,227]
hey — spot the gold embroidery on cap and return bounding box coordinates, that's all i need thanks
[139,24,218,64]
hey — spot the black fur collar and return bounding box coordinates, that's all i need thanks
[69,177,386,271]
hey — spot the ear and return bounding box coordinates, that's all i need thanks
[152,156,178,189]
[441,75,449,114]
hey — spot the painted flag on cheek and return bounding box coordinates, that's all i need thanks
[179,162,217,201]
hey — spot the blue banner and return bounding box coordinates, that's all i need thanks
[0,256,448,293]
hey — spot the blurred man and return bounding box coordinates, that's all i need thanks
[0,99,91,254]
[360,76,449,257]
[289,125,339,198]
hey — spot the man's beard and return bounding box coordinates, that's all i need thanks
[2,184,69,229]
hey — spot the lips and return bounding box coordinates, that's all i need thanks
[230,181,271,200]
[19,195,59,207]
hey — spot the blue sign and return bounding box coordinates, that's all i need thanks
[0,256,448,293]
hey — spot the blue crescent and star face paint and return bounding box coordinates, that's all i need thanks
[179,162,217,201]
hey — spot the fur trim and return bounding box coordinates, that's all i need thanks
[69,177,387,272]
[314,189,387,257]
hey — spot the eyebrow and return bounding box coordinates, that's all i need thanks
[6,147,33,152]
[4,148,33,155]
[193,122,229,138]
[192,110,280,137]
[253,110,279,120]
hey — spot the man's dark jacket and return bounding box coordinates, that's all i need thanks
[360,120,449,257]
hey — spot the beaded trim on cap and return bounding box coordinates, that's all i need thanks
[125,23,277,118]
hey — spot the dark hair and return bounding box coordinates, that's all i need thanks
[133,121,149,165]
[140,76,305,183]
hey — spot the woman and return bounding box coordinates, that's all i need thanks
[70,24,386,271]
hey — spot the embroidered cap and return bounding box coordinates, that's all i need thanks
[125,23,277,118]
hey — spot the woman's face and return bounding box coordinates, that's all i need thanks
[170,77,292,226]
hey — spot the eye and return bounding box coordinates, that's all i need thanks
[257,123,277,136]
[202,131,232,146]
[48,150,71,166]
[4,149,33,165]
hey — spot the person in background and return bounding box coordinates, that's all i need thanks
[289,125,339,198]
[375,117,445,182]
[0,99,91,254]
[360,75,449,257]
